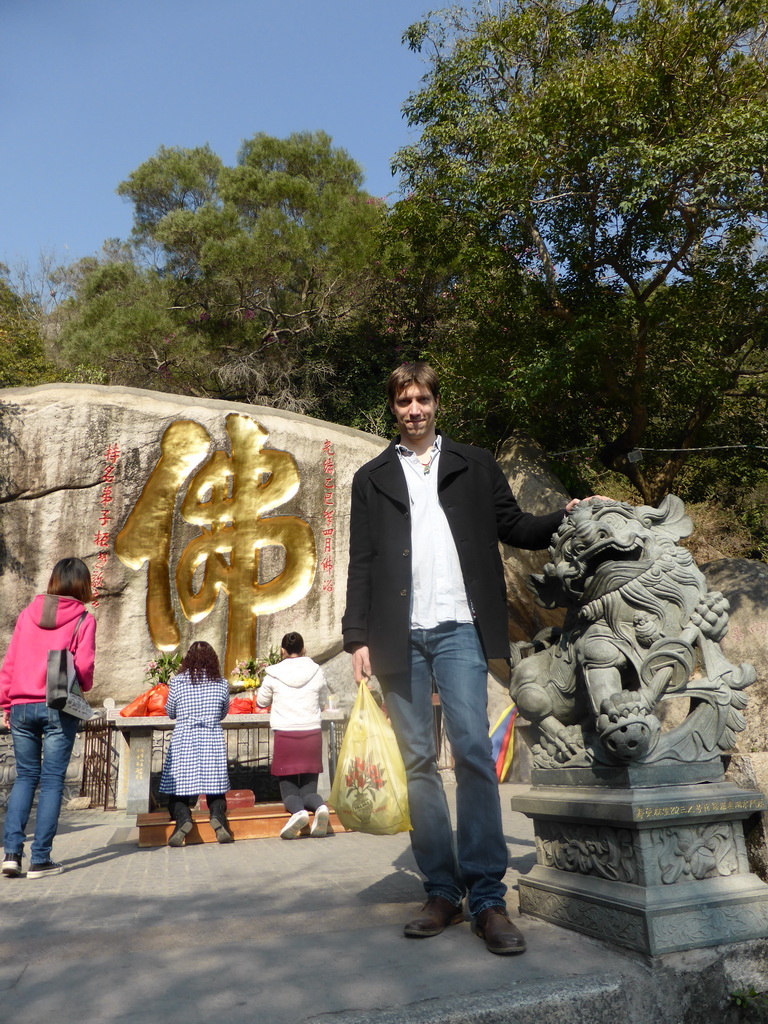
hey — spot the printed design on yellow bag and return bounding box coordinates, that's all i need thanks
[329,682,411,835]
[344,755,385,824]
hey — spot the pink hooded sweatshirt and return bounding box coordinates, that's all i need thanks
[0,594,96,710]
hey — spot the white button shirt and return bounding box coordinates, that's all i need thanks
[396,437,473,629]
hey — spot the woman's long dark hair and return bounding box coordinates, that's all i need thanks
[179,641,222,683]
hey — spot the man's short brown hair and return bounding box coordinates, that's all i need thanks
[386,362,440,406]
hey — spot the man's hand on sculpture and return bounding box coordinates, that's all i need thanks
[352,645,372,685]
[565,495,613,513]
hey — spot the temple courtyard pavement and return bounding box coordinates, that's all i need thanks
[1,784,765,1024]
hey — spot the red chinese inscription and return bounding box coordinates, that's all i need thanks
[91,445,121,606]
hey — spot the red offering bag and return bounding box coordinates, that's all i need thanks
[146,683,169,716]
[119,690,151,718]
[228,696,254,715]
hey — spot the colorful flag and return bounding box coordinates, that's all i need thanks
[489,704,518,783]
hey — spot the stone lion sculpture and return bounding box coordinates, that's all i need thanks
[510,496,755,769]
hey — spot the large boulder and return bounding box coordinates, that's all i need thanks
[700,558,768,754]
[701,558,768,880]
[497,433,570,645]
[483,433,571,772]
[0,391,573,724]
[492,434,569,688]
[0,384,386,704]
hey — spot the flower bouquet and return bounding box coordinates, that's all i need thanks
[229,656,267,693]
[228,650,279,714]
[145,651,182,686]
[227,648,281,713]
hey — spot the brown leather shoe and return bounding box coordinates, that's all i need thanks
[403,896,464,937]
[473,906,527,955]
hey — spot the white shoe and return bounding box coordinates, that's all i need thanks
[310,805,329,837]
[280,810,310,839]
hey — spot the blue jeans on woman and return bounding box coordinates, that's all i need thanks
[379,621,509,918]
[4,702,78,863]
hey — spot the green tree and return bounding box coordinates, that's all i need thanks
[394,0,768,503]
[117,143,222,243]
[57,257,211,393]
[59,132,388,409]
[0,270,57,388]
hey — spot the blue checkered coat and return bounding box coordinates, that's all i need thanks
[158,671,230,796]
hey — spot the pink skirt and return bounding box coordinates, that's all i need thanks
[271,729,322,776]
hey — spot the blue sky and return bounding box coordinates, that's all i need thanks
[1,0,439,270]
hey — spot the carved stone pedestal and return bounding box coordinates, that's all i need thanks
[512,766,768,955]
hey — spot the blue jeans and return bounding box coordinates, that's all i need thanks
[379,622,508,917]
[4,702,78,862]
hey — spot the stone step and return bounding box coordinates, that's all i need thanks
[136,802,344,847]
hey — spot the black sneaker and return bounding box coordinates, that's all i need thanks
[2,853,22,877]
[27,860,63,878]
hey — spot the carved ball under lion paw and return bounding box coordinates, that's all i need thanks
[599,715,654,762]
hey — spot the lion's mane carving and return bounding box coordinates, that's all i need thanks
[510,496,755,769]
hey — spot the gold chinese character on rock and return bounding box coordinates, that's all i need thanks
[116,414,317,676]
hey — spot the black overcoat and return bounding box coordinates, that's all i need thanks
[341,434,565,676]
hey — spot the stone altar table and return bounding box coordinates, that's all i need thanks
[110,709,345,813]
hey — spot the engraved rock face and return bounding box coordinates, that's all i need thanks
[701,558,768,756]
[496,434,571,647]
[0,384,386,703]
[510,495,756,769]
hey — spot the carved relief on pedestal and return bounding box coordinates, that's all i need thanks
[653,822,739,883]
[519,887,645,946]
[652,900,768,949]
[0,732,84,807]
[536,821,639,883]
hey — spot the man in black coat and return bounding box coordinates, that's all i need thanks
[342,362,583,955]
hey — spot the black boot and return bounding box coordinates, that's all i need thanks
[168,798,193,847]
[208,797,234,844]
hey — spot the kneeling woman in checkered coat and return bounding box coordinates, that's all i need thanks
[159,641,233,846]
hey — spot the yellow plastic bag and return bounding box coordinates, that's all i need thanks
[330,682,411,835]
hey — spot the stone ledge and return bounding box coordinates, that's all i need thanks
[303,939,768,1024]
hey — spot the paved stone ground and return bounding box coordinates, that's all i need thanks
[0,785,764,1024]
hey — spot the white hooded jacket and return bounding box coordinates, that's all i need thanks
[256,656,328,731]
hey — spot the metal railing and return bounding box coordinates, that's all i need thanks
[78,704,452,811]
[147,719,349,808]
[80,716,120,810]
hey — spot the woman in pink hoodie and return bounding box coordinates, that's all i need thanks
[1,558,96,879]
